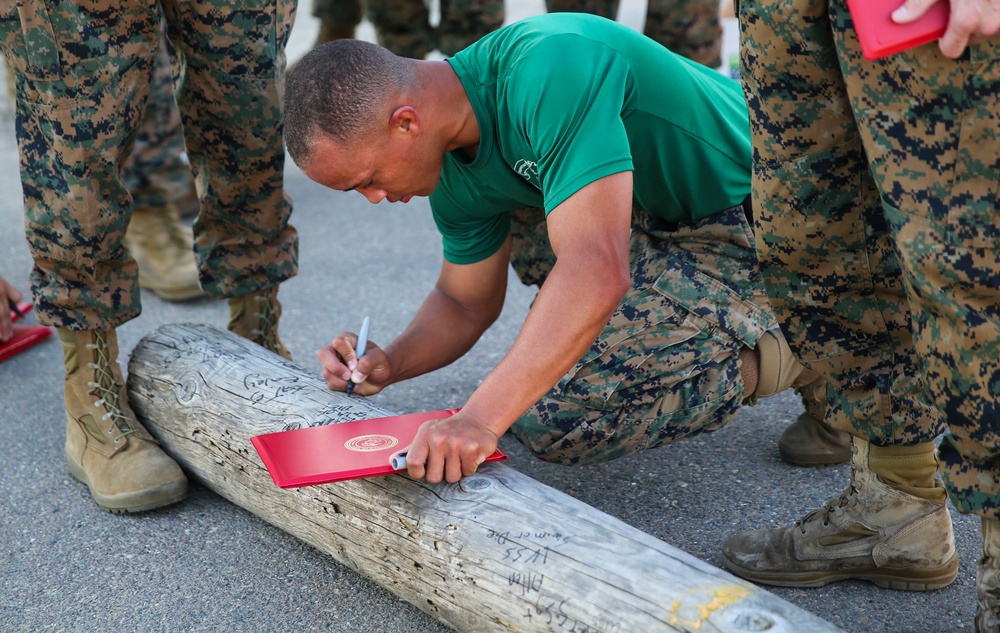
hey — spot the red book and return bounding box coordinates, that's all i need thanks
[847,0,949,60]
[0,323,54,363]
[251,408,508,488]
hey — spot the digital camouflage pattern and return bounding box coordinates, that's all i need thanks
[121,23,196,212]
[545,0,722,67]
[740,0,1000,518]
[311,0,364,32]
[509,205,775,465]
[0,0,299,330]
[312,0,504,58]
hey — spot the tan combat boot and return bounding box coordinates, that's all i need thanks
[778,373,852,466]
[61,328,188,513]
[227,286,292,360]
[978,517,1000,632]
[124,203,205,302]
[722,436,958,591]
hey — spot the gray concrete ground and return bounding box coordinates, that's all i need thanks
[0,2,980,632]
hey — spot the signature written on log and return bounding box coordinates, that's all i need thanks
[487,529,561,597]
[509,569,544,596]
[526,596,622,633]
[487,529,572,547]
[485,528,616,631]
[244,374,308,405]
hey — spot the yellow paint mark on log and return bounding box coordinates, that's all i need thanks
[667,584,752,630]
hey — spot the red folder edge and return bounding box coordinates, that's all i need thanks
[847,0,949,60]
[0,323,54,363]
[250,408,508,488]
[10,301,33,322]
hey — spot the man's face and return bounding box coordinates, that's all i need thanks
[302,129,443,205]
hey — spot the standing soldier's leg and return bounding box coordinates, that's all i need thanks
[364,0,435,59]
[543,0,618,20]
[2,55,14,111]
[160,0,299,360]
[310,0,363,44]
[287,0,360,77]
[723,0,955,591]
[436,0,504,56]
[643,0,722,68]
[122,22,204,302]
[0,0,187,513]
[850,32,1000,628]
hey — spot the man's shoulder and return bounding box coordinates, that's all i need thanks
[458,13,634,65]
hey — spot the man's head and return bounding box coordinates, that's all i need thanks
[285,39,409,166]
[284,39,447,204]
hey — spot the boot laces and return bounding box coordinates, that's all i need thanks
[797,444,860,533]
[251,293,279,353]
[85,332,136,438]
[981,561,1000,619]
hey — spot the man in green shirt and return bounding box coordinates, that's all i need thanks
[283,13,826,482]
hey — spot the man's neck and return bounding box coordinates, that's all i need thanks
[416,60,480,157]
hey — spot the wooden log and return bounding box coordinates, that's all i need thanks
[127,323,843,633]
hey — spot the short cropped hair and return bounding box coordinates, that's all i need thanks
[284,39,411,167]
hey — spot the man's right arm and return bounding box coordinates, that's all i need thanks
[318,242,511,394]
[381,239,512,384]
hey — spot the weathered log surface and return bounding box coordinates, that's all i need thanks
[127,323,843,633]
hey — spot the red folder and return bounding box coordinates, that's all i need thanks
[0,323,54,363]
[847,0,949,60]
[10,301,33,321]
[250,408,508,488]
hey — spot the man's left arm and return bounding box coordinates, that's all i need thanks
[406,170,634,483]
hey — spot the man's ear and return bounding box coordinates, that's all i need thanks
[389,106,419,135]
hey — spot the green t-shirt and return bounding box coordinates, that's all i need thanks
[431,13,751,264]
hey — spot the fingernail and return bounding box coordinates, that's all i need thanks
[347,359,357,371]
[351,370,365,384]
[891,6,909,21]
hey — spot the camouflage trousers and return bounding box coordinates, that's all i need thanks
[312,0,504,57]
[545,0,722,67]
[0,0,299,330]
[121,17,196,212]
[311,0,363,29]
[509,205,775,466]
[740,0,1000,518]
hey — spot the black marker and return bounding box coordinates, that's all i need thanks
[8,298,23,319]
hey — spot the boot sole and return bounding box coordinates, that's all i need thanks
[66,450,188,514]
[721,552,959,592]
[138,277,207,302]
[778,445,852,467]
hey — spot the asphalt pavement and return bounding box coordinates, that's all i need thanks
[0,2,981,632]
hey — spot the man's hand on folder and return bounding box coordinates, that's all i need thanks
[404,411,501,484]
[893,0,1000,58]
[317,330,391,396]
